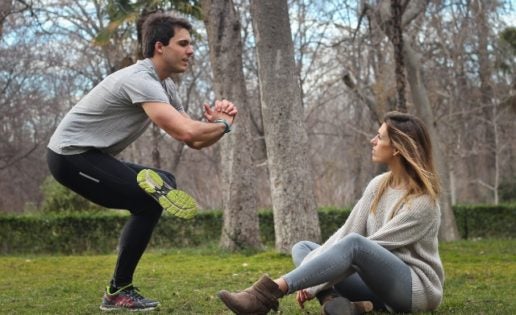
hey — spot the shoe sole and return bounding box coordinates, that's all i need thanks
[217,291,269,315]
[322,297,367,315]
[137,169,197,219]
[100,303,161,312]
[100,305,159,312]
[217,291,244,315]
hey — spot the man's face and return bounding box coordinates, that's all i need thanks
[162,27,194,73]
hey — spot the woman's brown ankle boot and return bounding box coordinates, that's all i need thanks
[218,275,285,314]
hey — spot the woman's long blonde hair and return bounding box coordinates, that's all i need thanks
[370,111,440,214]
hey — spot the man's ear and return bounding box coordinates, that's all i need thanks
[154,41,164,54]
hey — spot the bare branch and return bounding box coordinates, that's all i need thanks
[341,69,382,124]
[0,143,40,170]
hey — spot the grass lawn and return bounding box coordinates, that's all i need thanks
[0,239,514,314]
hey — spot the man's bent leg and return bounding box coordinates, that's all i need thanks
[47,149,165,310]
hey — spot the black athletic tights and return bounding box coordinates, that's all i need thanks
[47,148,176,287]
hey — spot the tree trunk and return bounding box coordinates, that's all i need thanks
[250,0,321,253]
[0,0,13,39]
[202,0,261,250]
[403,42,460,241]
[473,0,497,202]
[390,0,407,111]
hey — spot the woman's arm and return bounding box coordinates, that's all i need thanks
[302,173,387,263]
[368,195,440,250]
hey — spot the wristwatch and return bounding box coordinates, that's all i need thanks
[214,119,231,133]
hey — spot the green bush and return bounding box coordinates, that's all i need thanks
[454,204,516,239]
[0,212,127,253]
[39,176,102,213]
[0,205,514,255]
[499,177,516,202]
[257,208,353,245]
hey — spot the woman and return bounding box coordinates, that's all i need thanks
[217,111,444,314]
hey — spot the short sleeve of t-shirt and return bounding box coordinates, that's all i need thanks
[121,70,184,113]
[122,72,170,105]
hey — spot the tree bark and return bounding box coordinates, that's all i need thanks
[202,0,261,250]
[0,0,13,39]
[250,0,321,253]
[473,0,497,202]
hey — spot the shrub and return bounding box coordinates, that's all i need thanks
[454,204,516,239]
[0,205,514,255]
[499,177,516,202]
[39,177,102,213]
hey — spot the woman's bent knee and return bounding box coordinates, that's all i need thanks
[343,232,369,245]
[291,240,319,266]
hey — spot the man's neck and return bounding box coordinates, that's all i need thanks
[149,57,171,81]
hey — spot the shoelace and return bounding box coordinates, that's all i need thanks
[124,287,145,301]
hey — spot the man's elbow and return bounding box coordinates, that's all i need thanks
[185,141,204,150]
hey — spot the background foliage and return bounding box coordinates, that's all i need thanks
[1,205,514,255]
[0,0,514,214]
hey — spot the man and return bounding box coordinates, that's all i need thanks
[47,12,236,311]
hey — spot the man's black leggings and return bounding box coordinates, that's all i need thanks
[47,148,176,287]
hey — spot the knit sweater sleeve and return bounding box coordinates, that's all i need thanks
[367,195,440,249]
[302,173,386,263]
[300,174,387,296]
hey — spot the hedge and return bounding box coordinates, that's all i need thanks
[453,204,516,239]
[0,205,514,255]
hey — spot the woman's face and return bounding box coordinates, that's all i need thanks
[370,123,397,164]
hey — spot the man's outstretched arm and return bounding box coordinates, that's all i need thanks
[142,100,236,149]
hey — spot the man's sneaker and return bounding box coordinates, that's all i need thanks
[100,284,160,312]
[137,169,198,219]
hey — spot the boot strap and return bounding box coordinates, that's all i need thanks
[245,287,279,311]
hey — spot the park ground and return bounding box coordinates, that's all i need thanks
[0,239,514,314]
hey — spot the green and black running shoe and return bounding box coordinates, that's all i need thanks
[137,169,198,219]
[100,284,159,312]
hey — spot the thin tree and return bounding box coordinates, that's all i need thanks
[391,0,407,112]
[343,1,460,240]
[372,0,460,240]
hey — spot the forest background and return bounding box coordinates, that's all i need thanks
[0,0,515,246]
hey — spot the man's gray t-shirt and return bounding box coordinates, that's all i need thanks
[48,58,184,155]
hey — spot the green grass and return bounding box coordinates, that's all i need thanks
[0,239,514,314]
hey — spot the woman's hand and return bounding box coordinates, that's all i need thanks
[295,289,313,309]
